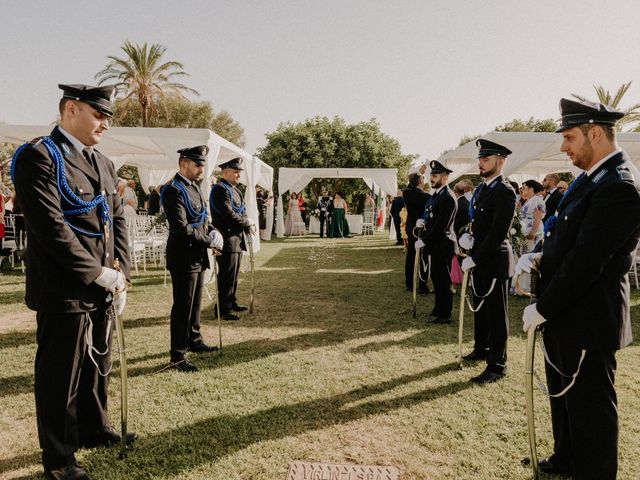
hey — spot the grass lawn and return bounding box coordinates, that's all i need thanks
[1,233,639,479]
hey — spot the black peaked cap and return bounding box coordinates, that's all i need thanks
[556,97,625,132]
[59,84,116,117]
[476,138,512,158]
[178,145,209,165]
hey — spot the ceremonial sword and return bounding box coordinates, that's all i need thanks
[248,226,257,314]
[457,268,469,370]
[515,270,540,480]
[113,259,129,459]
[412,226,423,318]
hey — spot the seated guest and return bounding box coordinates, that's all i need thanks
[147,185,161,215]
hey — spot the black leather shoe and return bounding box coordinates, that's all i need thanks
[189,342,219,353]
[170,359,199,373]
[521,456,573,475]
[80,425,138,449]
[432,317,452,324]
[462,350,487,362]
[470,369,506,384]
[222,312,240,321]
[45,463,93,480]
[231,304,248,312]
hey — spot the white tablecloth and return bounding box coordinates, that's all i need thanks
[308,215,363,235]
[346,215,362,235]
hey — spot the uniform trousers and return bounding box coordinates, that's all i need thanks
[217,250,242,313]
[319,213,330,238]
[35,307,112,469]
[428,253,454,318]
[470,274,509,373]
[169,270,205,361]
[543,335,618,479]
[405,245,428,291]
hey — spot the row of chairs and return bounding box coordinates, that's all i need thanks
[126,214,167,274]
[1,214,26,272]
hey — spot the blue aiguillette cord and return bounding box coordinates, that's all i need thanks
[160,179,208,229]
[209,180,246,216]
[11,137,111,237]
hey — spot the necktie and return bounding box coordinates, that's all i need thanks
[82,147,98,172]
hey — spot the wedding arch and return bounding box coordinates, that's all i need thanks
[275,167,397,237]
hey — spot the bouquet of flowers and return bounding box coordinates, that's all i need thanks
[309,208,321,219]
[509,212,526,255]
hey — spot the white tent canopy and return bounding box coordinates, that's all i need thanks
[439,131,640,185]
[0,125,274,250]
[275,167,397,238]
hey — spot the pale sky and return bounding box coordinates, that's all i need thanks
[2,0,640,160]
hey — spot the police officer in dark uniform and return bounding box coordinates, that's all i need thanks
[459,139,516,383]
[403,170,431,292]
[415,161,457,323]
[519,98,640,478]
[161,145,224,373]
[13,84,135,480]
[209,158,253,321]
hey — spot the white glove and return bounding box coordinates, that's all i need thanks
[94,267,126,293]
[461,257,476,272]
[209,229,224,250]
[113,290,127,316]
[522,304,547,332]
[515,253,542,276]
[416,219,425,228]
[414,239,425,250]
[458,233,474,250]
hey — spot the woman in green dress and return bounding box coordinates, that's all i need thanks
[328,192,350,238]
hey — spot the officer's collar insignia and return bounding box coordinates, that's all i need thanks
[61,142,71,156]
[592,170,607,184]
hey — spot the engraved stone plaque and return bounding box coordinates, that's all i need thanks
[285,461,400,480]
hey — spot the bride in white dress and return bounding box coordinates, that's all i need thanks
[284,192,305,235]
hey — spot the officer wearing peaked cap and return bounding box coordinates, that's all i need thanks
[161,145,224,372]
[12,83,133,480]
[415,160,457,323]
[210,157,253,320]
[459,138,516,384]
[518,98,640,478]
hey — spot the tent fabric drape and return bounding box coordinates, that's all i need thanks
[439,131,640,183]
[0,125,274,252]
[275,167,398,238]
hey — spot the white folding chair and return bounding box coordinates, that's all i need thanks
[362,210,375,235]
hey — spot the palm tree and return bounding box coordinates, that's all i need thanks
[571,81,640,131]
[95,41,198,127]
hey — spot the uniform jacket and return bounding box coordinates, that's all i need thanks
[537,152,640,350]
[469,176,516,279]
[420,186,457,257]
[390,196,405,219]
[403,186,431,243]
[210,178,252,253]
[13,127,131,313]
[542,188,563,224]
[454,195,470,236]
[162,173,216,272]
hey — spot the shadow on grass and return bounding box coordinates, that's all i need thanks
[0,290,26,307]
[85,363,473,479]
[0,451,41,478]
[0,329,35,351]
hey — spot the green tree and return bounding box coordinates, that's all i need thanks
[495,117,557,133]
[257,116,414,206]
[572,81,640,131]
[112,97,246,147]
[95,41,198,127]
